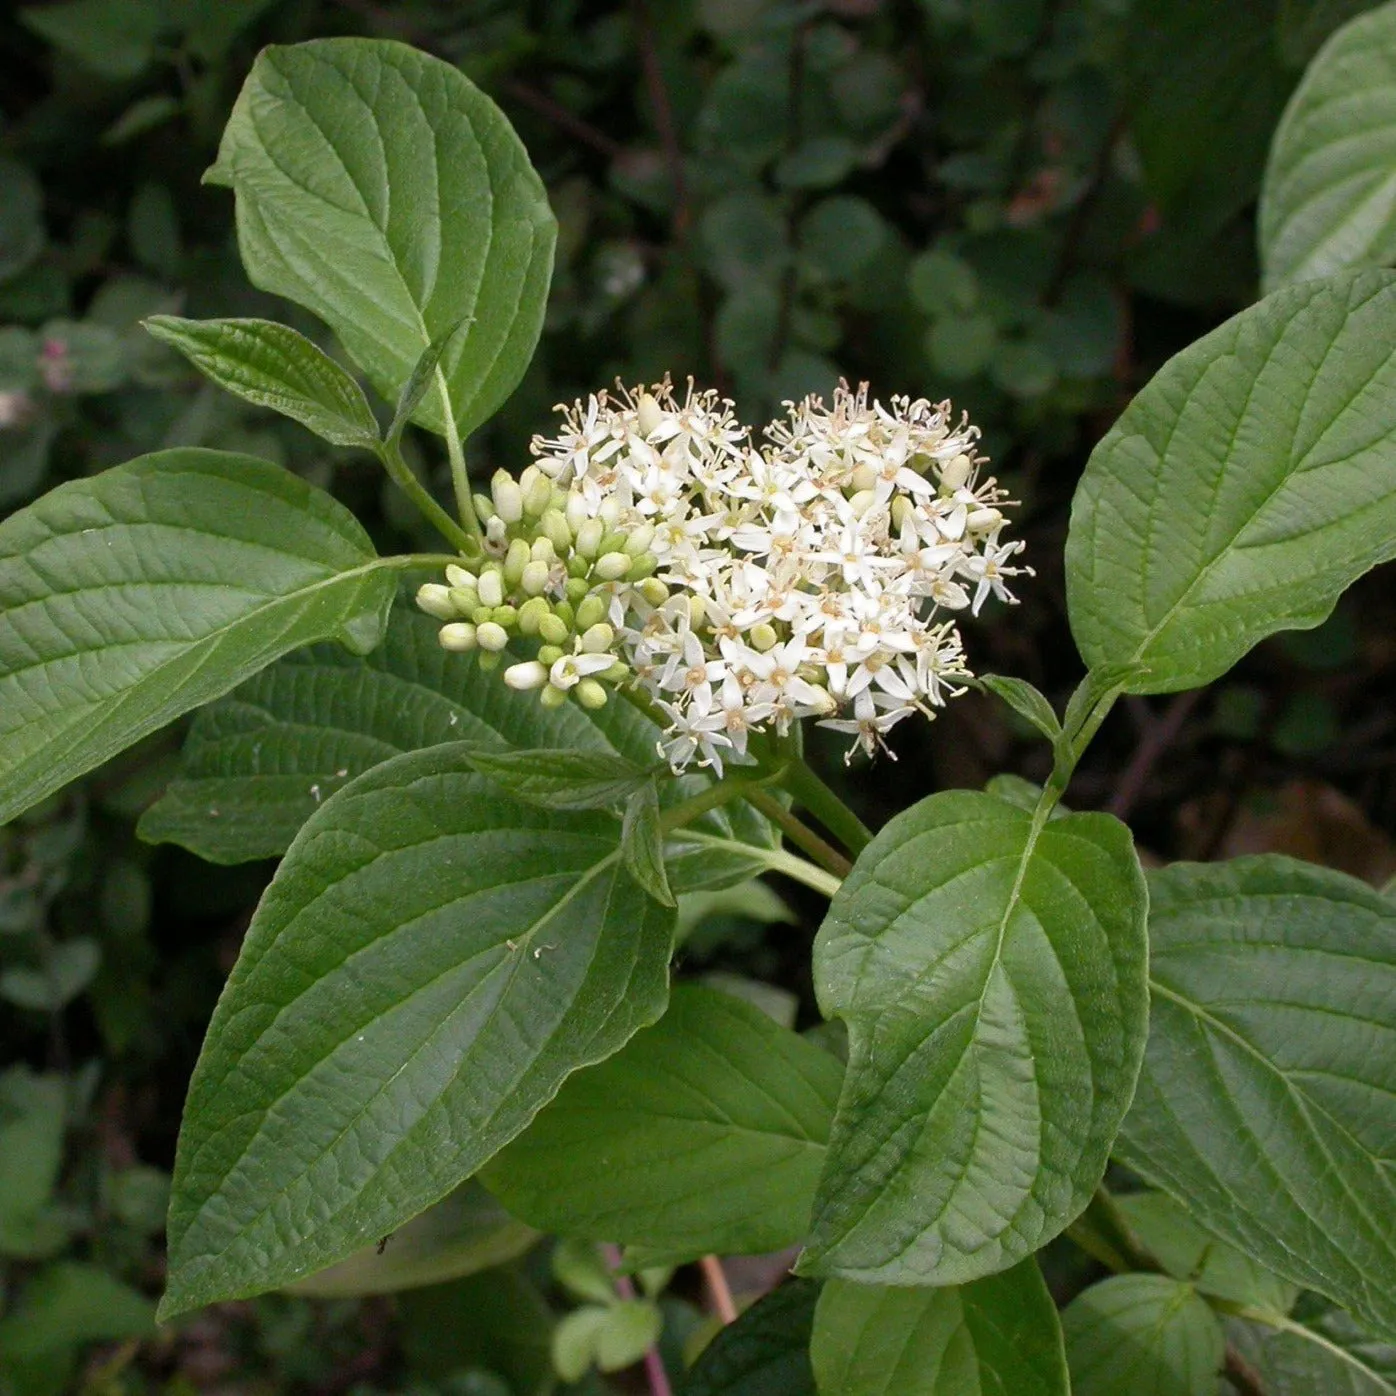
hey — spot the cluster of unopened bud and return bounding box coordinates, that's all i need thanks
[416,465,661,711]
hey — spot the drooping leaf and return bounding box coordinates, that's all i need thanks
[0,449,395,826]
[622,779,676,907]
[144,316,380,448]
[1063,1275,1224,1396]
[285,1182,538,1298]
[1115,855,1396,1342]
[800,789,1148,1285]
[980,674,1061,741]
[0,1071,68,1260]
[1066,270,1396,693]
[140,609,776,882]
[682,1279,819,1396]
[1115,1190,1299,1314]
[482,985,843,1263]
[160,742,673,1319]
[1261,3,1396,291]
[811,1261,1068,1396]
[206,38,556,438]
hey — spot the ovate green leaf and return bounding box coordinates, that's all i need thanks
[144,316,380,448]
[683,1279,819,1396]
[206,39,556,438]
[1066,271,1396,693]
[0,449,395,825]
[1231,1294,1396,1395]
[811,1262,1068,1396]
[285,1182,537,1298]
[801,790,1148,1285]
[1063,1275,1224,1396]
[482,985,843,1262]
[1261,3,1396,291]
[1116,855,1396,1342]
[463,747,652,811]
[161,742,673,1318]
[622,779,675,907]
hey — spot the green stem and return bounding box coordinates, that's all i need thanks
[659,775,761,835]
[747,787,853,880]
[670,830,843,900]
[781,756,873,857]
[437,370,481,540]
[375,438,478,555]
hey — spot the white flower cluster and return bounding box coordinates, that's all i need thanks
[418,380,1027,769]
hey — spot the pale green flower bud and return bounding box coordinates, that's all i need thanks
[530,536,556,564]
[580,622,615,654]
[476,621,509,652]
[576,679,608,709]
[520,465,552,518]
[542,509,572,553]
[602,660,629,682]
[416,583,456,621]
[492,470,523,524]
[575,594,607,631]
[552,599,575,628]
[538,613,570,646]
[520,560,551,596]
[637,578,669,607]
[891,496,915,531]
[473,493,494,523]
[449,585,479,615]
[566,556,591,580]
[537,644,565,665]
[599,496,622,527]
[688,595,707,626]
[627,552,658,580]
[594,551,632,581]
[492,604,518,627]
[478,651,501,672]
[472,606,494,625]
[941,453,973,492]
[504,660,549,691]
[477,568,505,608]
[539,683,568,709]
[565,492,589,535]
[575,518,604,560]
[624,522,656,556]
[565,576,590,604]
[504,538,531,587]
[518,596,550,636]
[445,564,476,589]
[967,506,1003,531]
[600,529,628,556]
[750,623,778,652]
[848,489,878,518]
[851,463,877,493]
[637,391,664,438]
[439,622,477,652]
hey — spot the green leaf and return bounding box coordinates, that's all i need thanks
[1115,855,1396,1342]
[682,1279,819,1396]
[0,1261,155,1364]
[595,1299,663,1372]
[800,789,1148,1285]
[980,674,1061,741]
[206,38,556,439]
[1262,2,1396,291]
[482,984,843,1262]
[554,1305,611,1382]
[0,449,395,826]
[1063,1275,1224,1396]
[285,1182,538,1298]
[0,157,44,284]
[1115,1190,1299,1314]
[1231,1294,1396,1395]
[141,610,776,883]
[1066,270,1396,694]
[811,1262,1069,1396]
[399,1266,554,1393]
[19,0,164,79]
[623,779,675,907]
[161,742,673,1318]
[144,316,380,448]
[386,321,465,444]
[463,747,653,812]
[0,1071,68,1259]
[0,938,99,1011]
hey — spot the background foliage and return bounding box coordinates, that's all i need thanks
[3,0,1395,1392]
